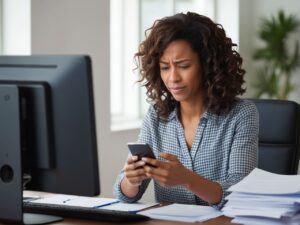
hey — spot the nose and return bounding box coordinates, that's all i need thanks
[168,67,180,82]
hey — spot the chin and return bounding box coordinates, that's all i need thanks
[172,95,187,102]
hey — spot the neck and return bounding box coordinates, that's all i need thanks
[180,99,205,121]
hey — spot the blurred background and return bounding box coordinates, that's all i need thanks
[2,0,299,201]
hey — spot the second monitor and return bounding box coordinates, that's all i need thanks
[0,55,99,224]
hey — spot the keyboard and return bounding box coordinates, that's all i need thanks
[23,201,150,222]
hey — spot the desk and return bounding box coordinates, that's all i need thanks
[22,192,239,225]
[44,216,238,225]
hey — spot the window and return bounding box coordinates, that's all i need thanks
[110,0,214,131]
[0,0,2,54]
[0,0,31,55]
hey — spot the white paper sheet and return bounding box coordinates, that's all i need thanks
[228,168,300,194]
[224,199,297,209]
[232,216,287,225]
[31,194,118,208]
[232,215,300,225]
[100,201,157,212]
[226,192,300,202]
[138,203,223,222]
[222,207,294,219]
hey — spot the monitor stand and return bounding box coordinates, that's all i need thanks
[0,85,62,225]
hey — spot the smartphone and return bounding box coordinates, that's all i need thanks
[127,143,156,161]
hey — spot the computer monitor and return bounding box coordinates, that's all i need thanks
[0,55,100,224]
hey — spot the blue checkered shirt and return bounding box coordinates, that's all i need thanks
[114,98,259,209]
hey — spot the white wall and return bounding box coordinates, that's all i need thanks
[31,0,154,200]
[239,0,300,101]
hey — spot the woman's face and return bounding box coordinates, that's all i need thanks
[159,40,203,104]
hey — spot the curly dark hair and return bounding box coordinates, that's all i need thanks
[135,12,245,119]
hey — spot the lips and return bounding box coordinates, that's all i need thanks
[169,86,185,94]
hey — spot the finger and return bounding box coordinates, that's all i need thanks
[160,152,178,161]
[125,160,146,171]
[144,165,169,177]
[125,168,146,178]
[141,157,164,167]
[145,172,168,185]
[126,155,139,164]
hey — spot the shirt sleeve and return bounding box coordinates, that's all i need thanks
[212,101,259,209]
[113,107,155,202]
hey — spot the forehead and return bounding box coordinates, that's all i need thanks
[160,40,197,60]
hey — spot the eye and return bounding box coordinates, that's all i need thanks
[160,66,169,71]
[178,64,190,69]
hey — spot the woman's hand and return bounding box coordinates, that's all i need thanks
[142,152,191,187]
[120,155,148,198]
[142,152,222,204]
[123,155,148,187]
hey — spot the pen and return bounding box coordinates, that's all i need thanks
[62,198,75,203]
[94,200,120,208]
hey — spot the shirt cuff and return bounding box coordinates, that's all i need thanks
[113,170,150,203]
[209,180,231,210]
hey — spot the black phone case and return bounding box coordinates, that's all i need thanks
[127,143,156,160]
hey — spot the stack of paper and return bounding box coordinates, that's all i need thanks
[222,168,300,225]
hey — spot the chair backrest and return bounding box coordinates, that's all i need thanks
[252,99,300,175]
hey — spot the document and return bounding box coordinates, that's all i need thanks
[101,201,157,212]
[222,168,300,225]
[29,194,157,211]
[138,203,223,222]
[30,194,118,208]
[228,168,300,194]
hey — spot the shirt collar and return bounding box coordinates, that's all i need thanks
[168,109,177,121]
[167,106,218,122]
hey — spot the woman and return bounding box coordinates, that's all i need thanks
[114,12,258,209]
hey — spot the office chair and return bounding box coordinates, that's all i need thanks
[252,99,300,175]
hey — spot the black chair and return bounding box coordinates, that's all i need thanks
[252,99,300,174]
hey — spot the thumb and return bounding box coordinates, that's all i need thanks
[160,152,178,161]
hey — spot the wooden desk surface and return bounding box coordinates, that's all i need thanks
[49,216,238,225]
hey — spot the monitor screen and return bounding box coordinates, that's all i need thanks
[0,55,100,223]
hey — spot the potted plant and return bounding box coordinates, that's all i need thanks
[253,10,300,99]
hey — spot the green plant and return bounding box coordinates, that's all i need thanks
[253,10,300,99]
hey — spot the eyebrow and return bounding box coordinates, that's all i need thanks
[159,59,190,64]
